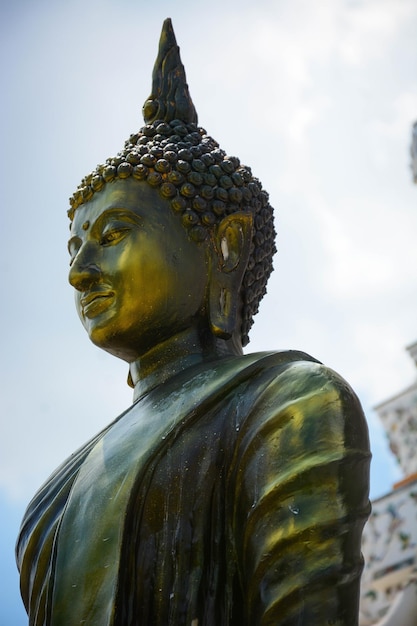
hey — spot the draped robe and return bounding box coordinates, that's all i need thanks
[17,351,371,625]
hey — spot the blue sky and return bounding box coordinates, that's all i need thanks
[1,0,416,622]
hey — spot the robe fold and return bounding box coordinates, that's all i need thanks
[17,351,371,625]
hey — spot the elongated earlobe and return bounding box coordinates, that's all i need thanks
[209,212,253,340]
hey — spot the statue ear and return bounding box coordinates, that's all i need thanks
[209,212,253,339]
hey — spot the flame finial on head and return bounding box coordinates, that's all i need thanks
[143,18,198,126]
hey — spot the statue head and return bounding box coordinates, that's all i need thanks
[68,19,276,365]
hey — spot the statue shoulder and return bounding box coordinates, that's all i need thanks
[251,349,361,402]
[242,350,369,449]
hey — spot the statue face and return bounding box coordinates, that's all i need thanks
[68,179,209,362]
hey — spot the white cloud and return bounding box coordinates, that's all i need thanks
[338,0,417,65]
[314,194,417,299]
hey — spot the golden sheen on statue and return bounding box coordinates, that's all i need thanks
[17,19,371,626]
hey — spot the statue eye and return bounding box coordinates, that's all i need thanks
[99,224,131,246]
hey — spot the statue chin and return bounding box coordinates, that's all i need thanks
[16,17,371,626]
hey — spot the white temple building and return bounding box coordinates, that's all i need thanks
[359,341,417,625]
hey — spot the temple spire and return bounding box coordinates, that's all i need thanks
[142,18,198,125]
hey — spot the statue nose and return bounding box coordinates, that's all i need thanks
[68,244,101,290]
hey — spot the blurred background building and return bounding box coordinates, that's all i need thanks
[360,341,417,625]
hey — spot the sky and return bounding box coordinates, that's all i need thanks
[1,0,416,623]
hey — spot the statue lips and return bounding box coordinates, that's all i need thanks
[80,288,115,319]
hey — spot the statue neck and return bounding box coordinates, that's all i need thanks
[129,326,242,402]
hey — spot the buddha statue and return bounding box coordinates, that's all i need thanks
[17,19,371,626]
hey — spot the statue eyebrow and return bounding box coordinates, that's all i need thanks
[70,208,143,238]
[92,208,144,231]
